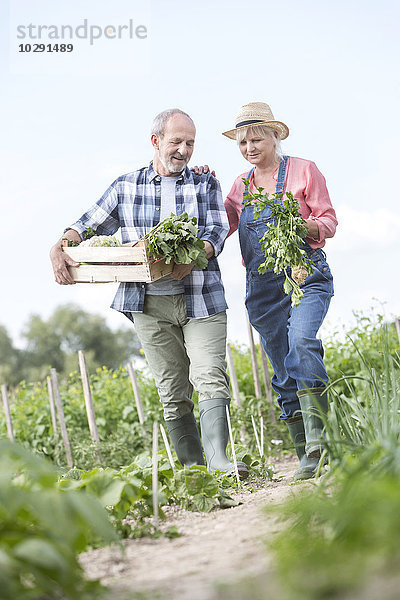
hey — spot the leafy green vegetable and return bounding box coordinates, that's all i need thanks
[79,235,121,247]
[147,212,208,269]
[63,227,98,247]
[243,180,313,306]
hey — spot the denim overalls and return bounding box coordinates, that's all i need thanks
[238,156,334,419]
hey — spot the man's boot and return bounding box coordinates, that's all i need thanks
[199,398,249,479]
[165,411,205,467]
[286,414,321,481]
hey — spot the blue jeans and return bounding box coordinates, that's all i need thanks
[239,204,334,419]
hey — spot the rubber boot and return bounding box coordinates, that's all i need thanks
[199,398,249,480]
[165,412,205,467]
[297,387,329,457]
[286,415,321,481]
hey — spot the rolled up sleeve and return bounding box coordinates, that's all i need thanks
[224,175,245,237]
[304,162,338,243]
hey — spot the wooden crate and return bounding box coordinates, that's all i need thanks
[62,240,173,283]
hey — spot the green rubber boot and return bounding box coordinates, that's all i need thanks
[199,398,249,480]
[286,415,321,481]
[165,412,205,467]
[297,387,329,457]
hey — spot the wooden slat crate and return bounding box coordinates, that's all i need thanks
[62,240,173,283]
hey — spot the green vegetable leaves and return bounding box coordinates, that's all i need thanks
[0,441,115,600]
[147,212,208,270]
[79,235,121,247]
[243,181,313,307]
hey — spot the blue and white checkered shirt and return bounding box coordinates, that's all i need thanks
[69,162,229,320]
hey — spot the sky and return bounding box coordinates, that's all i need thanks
[1,0,400,352]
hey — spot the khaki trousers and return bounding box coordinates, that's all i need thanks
[133,294,230,420]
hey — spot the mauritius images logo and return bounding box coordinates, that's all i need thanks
[16,18,148,46]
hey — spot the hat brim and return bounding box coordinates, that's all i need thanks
[222,120,289,141]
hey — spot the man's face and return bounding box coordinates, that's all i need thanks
[152,114,196,175]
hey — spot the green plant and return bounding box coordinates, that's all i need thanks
[0,441,116,600]
[268,469,400,599]
[166,464,240,512]
[262,320,400,599]
[243,184,313,306]
[147,212,208,269]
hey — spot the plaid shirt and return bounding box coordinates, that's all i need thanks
[69,162,229,320]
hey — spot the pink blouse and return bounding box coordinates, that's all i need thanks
[224,156,338,249]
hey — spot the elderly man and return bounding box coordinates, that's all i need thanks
[50,108,249,479]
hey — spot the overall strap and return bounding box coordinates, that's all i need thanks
[242,157,289,204]
[242,167,255,204]
[275,155,289,194]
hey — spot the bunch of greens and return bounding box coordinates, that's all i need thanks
[243,181,313,306]
[147,212,208,269]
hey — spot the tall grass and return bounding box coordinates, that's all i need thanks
[325,323,400,475]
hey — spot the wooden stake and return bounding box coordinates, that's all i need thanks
[50,369,73,467]
[152,421,159,528]
[246,312,262,399]
[226,343,242,407]
[225,406,240,485]
[159,423,176,474]
[78,351,101,451]
[226,342,247,444]
[1,384,14,442]
[260,415,264,456]
[46,376,58,434]
[251,414,263,458]
[259,337,277,426]
[127,362,145,425]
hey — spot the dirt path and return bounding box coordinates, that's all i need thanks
[79,457,302,600]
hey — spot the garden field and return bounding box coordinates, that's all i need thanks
[0,312,399,600]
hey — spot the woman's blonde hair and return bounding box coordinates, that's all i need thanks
[236,125,283,160]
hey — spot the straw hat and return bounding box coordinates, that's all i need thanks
[222,102,289,140]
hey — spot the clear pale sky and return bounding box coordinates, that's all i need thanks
[1,0,399,349]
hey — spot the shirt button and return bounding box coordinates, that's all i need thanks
[317,260,322,265]
[141,284,145,288]
[155,207,160,211]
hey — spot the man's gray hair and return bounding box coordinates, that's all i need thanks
[151,108,195,138]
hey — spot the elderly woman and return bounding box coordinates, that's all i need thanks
[223,102,338,480]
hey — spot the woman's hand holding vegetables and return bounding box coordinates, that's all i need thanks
[305,219,319,240]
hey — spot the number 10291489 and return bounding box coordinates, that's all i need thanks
[18,43,74,53]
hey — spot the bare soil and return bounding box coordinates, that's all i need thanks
[79,456,302,600]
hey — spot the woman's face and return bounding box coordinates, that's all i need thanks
[238,130,277,166]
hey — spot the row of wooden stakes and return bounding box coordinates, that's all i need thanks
[1,315,276,467]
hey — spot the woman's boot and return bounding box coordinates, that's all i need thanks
[199,398,249,479]
[296,387,329,477]
[286,415,321,480]
[165,411,205,467]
